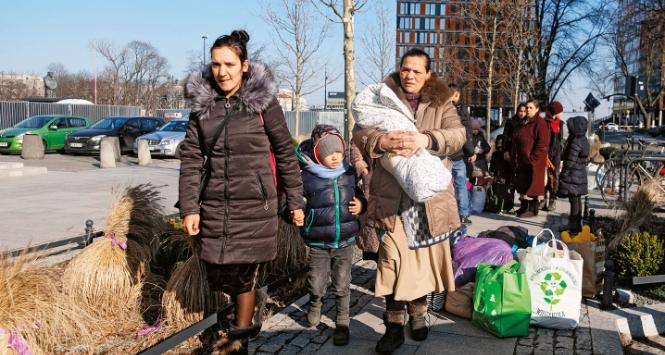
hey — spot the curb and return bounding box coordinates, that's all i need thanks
[610,302,665,345]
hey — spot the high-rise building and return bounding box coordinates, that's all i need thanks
[612,0,663,125]
[395,1,521,123]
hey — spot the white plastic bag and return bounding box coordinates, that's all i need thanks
[517,229,583,329]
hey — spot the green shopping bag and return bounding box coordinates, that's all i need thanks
[472,260,531,337]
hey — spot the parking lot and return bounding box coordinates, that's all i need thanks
[0,153,180,251]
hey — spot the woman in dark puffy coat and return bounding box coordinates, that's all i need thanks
[557,116,590,234]
[178,30,304,352]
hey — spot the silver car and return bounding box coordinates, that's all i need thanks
[133,119,188,158]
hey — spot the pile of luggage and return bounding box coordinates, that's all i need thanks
[439,226,605,336]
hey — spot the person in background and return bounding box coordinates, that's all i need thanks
[467,118,491,180]
[350,143,380,261]
[502,103,526,212]
[448,83,474,225]
[543,101,565,211]
[490,134,511,184]
[295,124,365,346]
[512,99,550,218]
[557,116,590,234]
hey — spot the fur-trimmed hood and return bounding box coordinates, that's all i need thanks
[184,61,277,119]
[383,71,453,109]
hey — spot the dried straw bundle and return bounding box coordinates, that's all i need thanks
[104,184,166,260]
[122,184,167,259]
[610,178,665,250]
[161,254,223,328]
[260,219,307,285]
[62,236,148,321]
[0,253,101,354]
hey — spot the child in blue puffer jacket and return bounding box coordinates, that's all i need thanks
[293,124,365,346]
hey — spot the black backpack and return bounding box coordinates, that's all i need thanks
[485,181,514,213]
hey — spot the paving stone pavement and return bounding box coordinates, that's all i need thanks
[250,258,624,354]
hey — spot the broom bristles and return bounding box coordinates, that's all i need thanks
[611,178,665,250]
[161,255,223,328]
[63,237,147,321]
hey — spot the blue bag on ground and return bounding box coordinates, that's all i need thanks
[469,184,487,214]
[452,236,514,286]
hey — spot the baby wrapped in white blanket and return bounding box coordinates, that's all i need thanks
[352,83,451,202]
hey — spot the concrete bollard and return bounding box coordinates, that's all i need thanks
[137,140,152,166]
[99,137,117,168]
[107,136,122,162]
[21,134,45,160]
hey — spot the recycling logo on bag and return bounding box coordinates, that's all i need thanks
[539,272,567,305]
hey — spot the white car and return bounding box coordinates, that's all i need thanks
[605,123,619,132]
[133,119,188,158]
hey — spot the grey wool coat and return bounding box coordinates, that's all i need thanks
[178,62,304,265]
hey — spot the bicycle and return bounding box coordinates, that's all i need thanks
[596,139,665,208]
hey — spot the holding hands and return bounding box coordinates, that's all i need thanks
[291,209,305,226]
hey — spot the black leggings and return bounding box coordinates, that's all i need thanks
[569,195,582,217]
[385,294,427,311]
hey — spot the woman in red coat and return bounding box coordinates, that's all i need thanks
[512,99,550,218]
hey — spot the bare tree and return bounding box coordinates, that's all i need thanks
[90,40,127,105]
[532,0,612,102]
[316,0,368,141]
[357,1,393,85]
[262,0,332,136]
[463,0,513,138]
[499,0,539,112]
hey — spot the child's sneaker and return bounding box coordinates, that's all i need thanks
[333,325,349,346]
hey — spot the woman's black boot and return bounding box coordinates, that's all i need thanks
[376,310,405,354]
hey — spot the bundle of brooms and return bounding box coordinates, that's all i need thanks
[0,252,103,354]
[610,178,665,250]
[63,184,166,327]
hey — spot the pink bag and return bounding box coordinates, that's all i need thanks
[452,236,514,286]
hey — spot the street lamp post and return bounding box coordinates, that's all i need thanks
[202,35,208,68]
[323,68,328,111]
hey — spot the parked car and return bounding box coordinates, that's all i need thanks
[65,116,164,154]
[133,119,188,158]
[605,123,619,132]
[0,115,90,154]
[648,125,665,137]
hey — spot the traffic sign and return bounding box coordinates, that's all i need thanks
[584,93,600,112]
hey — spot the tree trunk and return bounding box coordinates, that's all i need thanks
[342,0,355,144]
[485,17,497,140]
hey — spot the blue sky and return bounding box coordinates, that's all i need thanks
[0,0,609,115]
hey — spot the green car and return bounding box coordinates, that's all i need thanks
[0,115,91,153]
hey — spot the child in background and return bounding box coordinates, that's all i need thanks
[467,119,491,180]
[487,135,515,213]
[489,135,511,184]
[557,116,590,234]
[293,124,365,346]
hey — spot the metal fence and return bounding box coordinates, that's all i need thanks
[0,101,141,129]
[284,111,346,138]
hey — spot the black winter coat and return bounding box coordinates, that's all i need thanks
[297,140,364,249]
[558,116,590,197]
[467,132,491,178]
[179,63,304,265]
